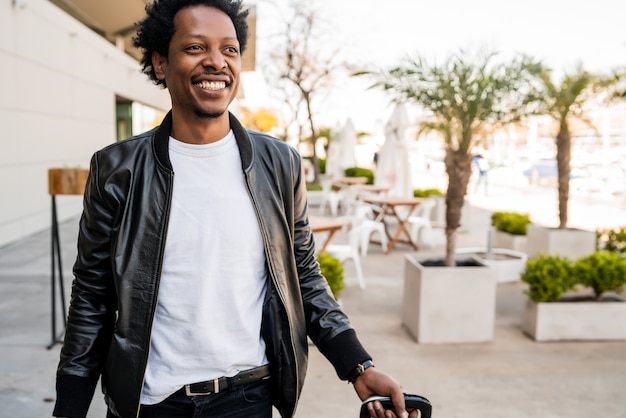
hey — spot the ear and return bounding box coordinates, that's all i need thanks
[152,52,167,80]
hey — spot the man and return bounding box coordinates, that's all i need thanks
[53,1,417,417]
[472,154,490,195]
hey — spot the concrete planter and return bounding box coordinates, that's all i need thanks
[456,247,527,283]
[526,225,596,259]
[401,254,497,343]
[522,298,626,341]
[492,229,527,253]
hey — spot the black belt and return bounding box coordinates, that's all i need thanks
[184,365,271,396]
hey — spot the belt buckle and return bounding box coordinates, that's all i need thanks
[185,378,220,396]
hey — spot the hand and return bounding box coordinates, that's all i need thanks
[353,368,418,418]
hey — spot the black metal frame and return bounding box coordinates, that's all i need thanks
[47,195,67,349]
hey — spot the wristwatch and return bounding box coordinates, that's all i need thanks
[347,360,374,383]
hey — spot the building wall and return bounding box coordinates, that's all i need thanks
[0,0,170,247]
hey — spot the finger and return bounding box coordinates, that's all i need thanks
[368,400,386,418]
[390,391,408,418]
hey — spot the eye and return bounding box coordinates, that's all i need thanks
[224,46,239,56]
[185,45,204,53]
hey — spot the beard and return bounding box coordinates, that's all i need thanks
[194,108,226,119]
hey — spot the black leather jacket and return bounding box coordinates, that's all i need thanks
[54,112,369,418]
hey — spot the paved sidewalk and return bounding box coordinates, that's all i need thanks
[1,203,625,417]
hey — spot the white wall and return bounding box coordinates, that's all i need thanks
[0,0,170,247]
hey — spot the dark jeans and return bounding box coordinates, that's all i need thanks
[107,379,272,418]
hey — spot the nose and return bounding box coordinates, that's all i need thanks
[202,49,226,71]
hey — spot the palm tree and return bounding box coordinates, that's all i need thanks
[357,49,541,265]
[531,64,612,228]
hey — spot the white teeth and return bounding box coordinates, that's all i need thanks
[197,81,226,90]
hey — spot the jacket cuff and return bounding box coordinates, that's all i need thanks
[53,374,99,418]
[318,329,371,381]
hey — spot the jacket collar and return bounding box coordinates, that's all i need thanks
[153,110,254,171]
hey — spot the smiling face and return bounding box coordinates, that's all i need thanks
[152,5,241,124]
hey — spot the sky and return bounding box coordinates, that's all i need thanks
[242,0,626,134]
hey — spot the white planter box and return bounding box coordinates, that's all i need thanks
[456,247,527,283]
[492,229,527,253]
[523,299,626,341]
[402,254,497,343]
[526,225,596,259]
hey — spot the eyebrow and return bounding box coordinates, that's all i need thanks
[182,34,239,44]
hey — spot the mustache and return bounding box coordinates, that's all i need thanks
[192,71,233,86]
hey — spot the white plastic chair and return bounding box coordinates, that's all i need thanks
[318,179,344,217]
[326,226,366,289]
[352,204,388,255]
[407,198,437,248]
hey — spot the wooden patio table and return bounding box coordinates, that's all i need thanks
[361,196,424,254]
[351,184,390,199]
[309,216,350,253]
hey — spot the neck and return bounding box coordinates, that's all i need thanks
[170,110,231,144]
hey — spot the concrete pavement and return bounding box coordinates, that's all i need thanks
[1,193,625,417]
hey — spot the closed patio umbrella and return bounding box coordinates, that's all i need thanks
[375,103,413,198]
[325,118,357,178]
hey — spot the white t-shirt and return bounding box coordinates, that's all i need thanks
[141,131,268,405]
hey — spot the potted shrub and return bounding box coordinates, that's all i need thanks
[317,252,345,300]
[491,211,531,253]
[574,251,626,301]
[521,252,626,341]
[402,254,497,343]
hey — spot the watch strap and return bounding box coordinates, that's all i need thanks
[347,360,374,383]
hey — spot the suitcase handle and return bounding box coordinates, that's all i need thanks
[360,393,432,418]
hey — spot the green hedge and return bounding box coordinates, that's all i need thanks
[317,252,345,299]
[521,251,626,302]
[344,167,374,184]
[574,251,626,299]
[491,211,532,235]
[413,188,444,198]
[521,254,576,302]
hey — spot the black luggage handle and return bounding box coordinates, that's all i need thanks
[360,394,432,418]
